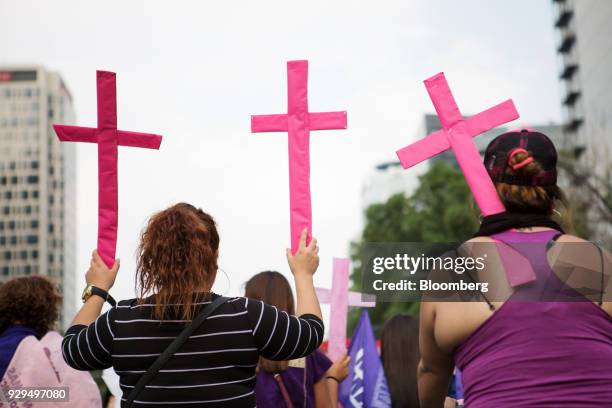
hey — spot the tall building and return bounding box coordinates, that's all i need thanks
[361,160,419,210]
[422,114,509,168]
[0,67,76,329]
[424,114,563,161]
[552,0,612,168]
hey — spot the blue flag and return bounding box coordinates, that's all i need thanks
[339,311,391,408]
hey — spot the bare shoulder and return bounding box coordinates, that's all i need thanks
[554,234,590,243]
[549,234,607,259]
[462,236,497,256]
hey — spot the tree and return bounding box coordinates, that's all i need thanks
[349,161,479,335]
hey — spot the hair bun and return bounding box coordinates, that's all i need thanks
[507,148,534,171]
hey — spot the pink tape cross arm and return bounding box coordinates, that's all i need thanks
[251,60,348,254]
[395,73,536,286]
[396,72,519,216]
[315,258,375,361]
[53,71,163,268]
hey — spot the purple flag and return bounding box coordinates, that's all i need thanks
[455,369,464,401]
[339,311,391,408]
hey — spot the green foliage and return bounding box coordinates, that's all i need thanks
[349,162,479,336]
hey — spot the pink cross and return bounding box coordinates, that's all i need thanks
[316,258,375,361]
[53,71,162,268]
[396,72,519,216]
[251,60,347,253]
[396,73,537,287]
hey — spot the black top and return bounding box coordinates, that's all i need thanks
[62,293,324,407]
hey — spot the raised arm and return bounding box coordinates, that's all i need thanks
[245,229,324,360]
[246,299,324,361]
[62,250,119,371]
[286,228,322,320]
[62,308,115,371]
[70,250,119,327]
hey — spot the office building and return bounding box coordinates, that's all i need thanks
[552,0,612,168]
[0,66,76,328]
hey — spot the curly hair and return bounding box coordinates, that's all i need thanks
[136,202,220,321]
[0,276,62,337]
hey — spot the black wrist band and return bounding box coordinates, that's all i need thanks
[326,376,340,383]
[91,286,117,307]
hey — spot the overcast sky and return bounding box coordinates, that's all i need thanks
[1,0,562,316]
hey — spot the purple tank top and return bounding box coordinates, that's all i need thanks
[454,230,612,407]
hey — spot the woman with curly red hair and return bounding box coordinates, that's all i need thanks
[61,202,324,407]
[0,276,62,379]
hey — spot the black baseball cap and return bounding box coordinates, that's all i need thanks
[484,129,557,186]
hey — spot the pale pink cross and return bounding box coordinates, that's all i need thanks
[396,72,519,216]
[251,60,347,253]
[53,70,162,268]
[316,258,375,361]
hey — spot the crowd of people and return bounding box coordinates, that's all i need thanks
[1,129,611,407]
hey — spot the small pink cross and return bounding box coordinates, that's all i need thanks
[53,71,162,268]
[316,258,375,361]
[251,60,347,253]
[396,72,519,216]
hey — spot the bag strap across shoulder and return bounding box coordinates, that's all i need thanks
[125,296,230,407]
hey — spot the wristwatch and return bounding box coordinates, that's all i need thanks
[82,284,117,307]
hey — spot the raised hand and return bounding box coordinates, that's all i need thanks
[286,228,320,279]
[86,250,120,291]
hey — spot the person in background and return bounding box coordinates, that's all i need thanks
[380,314,420,408]
[418,130,612,407]
[0,276,62,379]
[245,271,350,407]
[61,203,325,407]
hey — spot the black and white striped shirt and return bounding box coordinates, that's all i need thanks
[62,294,324,407]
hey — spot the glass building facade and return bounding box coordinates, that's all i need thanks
[0,67,77,329]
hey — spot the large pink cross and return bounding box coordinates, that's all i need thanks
[53,71,162,268]
[251,60,347,253]
[315,258,375,361]
[396,72,519,216]
[396,73,537,287]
